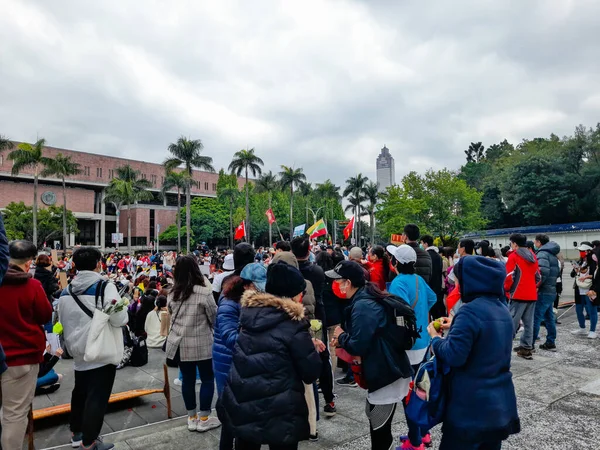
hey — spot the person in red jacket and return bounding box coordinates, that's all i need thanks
[0,240,53,449]
[505,234,541,360]
[364,245,390,291]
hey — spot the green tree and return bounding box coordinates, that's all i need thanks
[343,173,369,243]
[3,202,78,244]
[362,181,379,244]
[255,171,279,245]
[228,148,264,242]
[165,137,215,253]
[218,186,240,248]
[465,142,485,163]
[104,165,153,252]
[159,224,191,249]
[161,170,191,253]
[0,135,13,154]
[279,166,306,234]
[8,138,48,246]
[298,182,313,226]
[315,179,342,238]
[187,197,229,245]
[40,153,81,249]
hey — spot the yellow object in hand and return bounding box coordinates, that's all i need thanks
[53,322,64,335]
[310,320,322,332]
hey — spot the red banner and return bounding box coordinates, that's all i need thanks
[343,216,355,240]
[265,208,276,225]
[234,220,246,240]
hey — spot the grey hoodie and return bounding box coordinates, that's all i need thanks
[58,271,128,371]
[536,242,560,294]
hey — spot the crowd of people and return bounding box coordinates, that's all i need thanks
[0,208,599,449]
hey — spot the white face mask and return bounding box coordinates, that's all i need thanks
[476,248,482,255]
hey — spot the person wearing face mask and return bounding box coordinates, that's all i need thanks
[217,262,322,450]
[0,240,53,450]
[571,243,598,339]
[329,261,413,450]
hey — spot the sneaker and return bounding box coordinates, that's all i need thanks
[422,433,432,448]
[174,378,182,386]
[309,432,319,442]
[400,439,425,450]
[516,349,533,360]
[187,415,199,431]
[324,402,337,417]
[588,331,597,339]
[335,377,357,388]
[80,436,114,450]
[571,328,588,336]
[71,433,83,448]
[197,416,221,432]
[539,342,557,351]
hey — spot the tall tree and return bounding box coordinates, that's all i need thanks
[465,142,485,163]
[279,166,306,235]
[8,138,47,247]
[228,148,264,242]
[161,170,192,253]
[41,153,82,249]
[343,173,369,244]
[165,137,215,253]
[218,186,240,248]
[0,135,13,154]
[299,182,313,226]
[316,179,342,238]
[105,165,153,253]
[362,181,379,244]
[255,171,279,245]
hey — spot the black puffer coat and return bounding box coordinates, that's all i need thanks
[407,242,432,284]
[217,290,322,446]
[34,266,59,306]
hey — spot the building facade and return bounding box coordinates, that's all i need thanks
[0,144,245,251]
[376,145,395,193]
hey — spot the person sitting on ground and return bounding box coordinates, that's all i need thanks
[427,256,521,449]
[144,292,169,348]
[36,345,64,395]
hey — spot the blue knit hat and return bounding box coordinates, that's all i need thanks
[240,262,267,292]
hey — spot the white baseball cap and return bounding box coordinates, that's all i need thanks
[222,254,234,271]
[386,244,417,264]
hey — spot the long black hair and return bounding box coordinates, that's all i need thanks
[315,251,334,272]
[171,255,206,302]
[370,245,391,282]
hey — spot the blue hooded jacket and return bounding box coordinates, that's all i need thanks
[388,273,436,353]
[431,256,520,443]
[213,295,241,396]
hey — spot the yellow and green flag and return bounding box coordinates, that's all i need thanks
[306,219,327,239]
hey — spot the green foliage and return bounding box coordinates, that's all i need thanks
[187,197,230,245]
[3,202,78,243]
[459,123,600,228]
[376,170,484,244]
[159,224,191,245]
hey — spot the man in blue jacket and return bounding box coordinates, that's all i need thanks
[533,234,560,351]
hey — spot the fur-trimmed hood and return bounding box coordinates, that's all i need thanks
[240,290,306,333]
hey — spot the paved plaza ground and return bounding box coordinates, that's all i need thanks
[32,297,600,450]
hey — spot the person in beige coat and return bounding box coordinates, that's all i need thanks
[165,255,220,433]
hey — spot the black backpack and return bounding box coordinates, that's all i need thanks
[375,294,421,351]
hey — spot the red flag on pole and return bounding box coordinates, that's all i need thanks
[343,216,355,240]
[234,220,246,240]
[265,208,276,225]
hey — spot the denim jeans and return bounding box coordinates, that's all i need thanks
[533,293,557,345]
[36,368,59,389]
[179,359,215,416]
[509,300,536,349]
[576,295,598,333]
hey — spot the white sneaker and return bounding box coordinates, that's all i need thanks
[174,378,182,386]
[571,328,588,336]
[588,331,597,339]
[197,416,221,432]
[187,415,199,431]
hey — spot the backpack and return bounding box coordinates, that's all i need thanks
[375,294,420,352]
[404,349,449,429]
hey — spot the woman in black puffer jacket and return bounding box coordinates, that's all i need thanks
[34,254,59,306]
[217,262,322,450]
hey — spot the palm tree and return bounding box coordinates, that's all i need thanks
[218,186,240,248]
[165,137,215,253]
[161,170,192,253]
[105,165,153,253]
[279,166,306,235]
[298,182,313,226]
[0,135,13,154]
[343,173,369,244]
[255,171,278,245]
[316,179,342,238]
[8,138,47,247]
[228,148,264,242]
[41,154,82,249]
[362,181,379,244]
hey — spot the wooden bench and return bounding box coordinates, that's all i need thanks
[27,364,172,450]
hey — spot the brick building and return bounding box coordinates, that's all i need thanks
[0,144,245,250]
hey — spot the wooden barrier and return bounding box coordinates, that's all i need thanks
[28,364,172,449]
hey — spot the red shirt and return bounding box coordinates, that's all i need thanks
[0,266,53,366]
[365,259,387,291]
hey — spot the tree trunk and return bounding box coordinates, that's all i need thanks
[115,205,120,251]
[33,166,38,247]
[289,186,294,238]
[127,203,132,253]
[229,200,234,249]
[62,177,68,250]
[245,167,250,243]
[186,186,191,253]
[176,188,181,253]
[268,192,272,246]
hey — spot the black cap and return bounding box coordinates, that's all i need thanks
[266,262,306,298]
[325,260,366,287]
[474,239,490,250]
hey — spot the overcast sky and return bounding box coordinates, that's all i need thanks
[2,0,599,190]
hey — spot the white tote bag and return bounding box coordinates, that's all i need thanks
[69,282,124,365]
